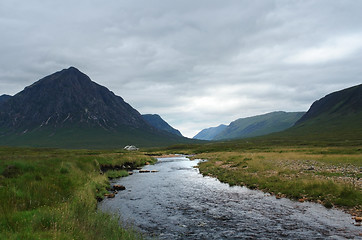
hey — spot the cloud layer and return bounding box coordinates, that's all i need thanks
[1,0,362,137]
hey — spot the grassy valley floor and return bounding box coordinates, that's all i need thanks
[1,144,361,239]
[191,146,362,217]
[0,147,155,239]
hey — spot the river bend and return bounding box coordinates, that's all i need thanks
[99,156,361,239]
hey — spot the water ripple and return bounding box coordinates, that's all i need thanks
[99,156,361,239]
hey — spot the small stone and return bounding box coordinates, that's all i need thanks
[112,184,126,191]
[104,193,115,198]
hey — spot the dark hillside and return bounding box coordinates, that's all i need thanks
[0,67,148,131]
[296,84,362,125]
[0,67,192,148]
[0,94,11,105]
[274,84,362,142]
[142,114,183,137]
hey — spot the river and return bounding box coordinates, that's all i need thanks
[98,155,361,239]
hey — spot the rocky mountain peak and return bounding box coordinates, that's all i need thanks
[0,67,149,132]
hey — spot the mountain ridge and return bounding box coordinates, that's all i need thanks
[193,124,227,140]
[142,114,183,137]
[275,83,362,141]
[194,111,305,141]
[295,84,362,125]
[0,94,11,105]
[0,67,191,148]
[0,67,150,132]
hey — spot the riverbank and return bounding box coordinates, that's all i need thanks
[0,147,155,239]
[192,146,361,219]
[99,155,361,239]
[1,145,361,238]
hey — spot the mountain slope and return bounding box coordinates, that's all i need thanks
[279,84,362,141]
[193,124,227,140]
[0,67,149,131]
[296,84,362,125]
[214,111,305,140]
[0,94,11,105]
[0,67,191,148]
[142,114,182,137]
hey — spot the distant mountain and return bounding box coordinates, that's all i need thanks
[213,111,305,140]
[0,67,149,131]
[193,124,227,140]
[0,94,11,105]
[0,67,191,148]
[281,84,362,141]
[142,114,182,137]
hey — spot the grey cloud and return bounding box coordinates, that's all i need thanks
[0,0,362,137]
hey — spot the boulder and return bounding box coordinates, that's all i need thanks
[104,193,115,198]
[112,184,126,191]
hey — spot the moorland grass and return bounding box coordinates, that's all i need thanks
[0,147,153,239]
[193,147,362,213]
[106,170,130,179]
[147,139,362,214]
[1,140,361,238]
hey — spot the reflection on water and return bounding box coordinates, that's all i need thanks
[99,156,361,239]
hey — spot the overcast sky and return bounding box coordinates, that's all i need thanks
[1,0,362,137]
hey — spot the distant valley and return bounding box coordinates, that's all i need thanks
[193,124,227,140]
[194,111,305,140]
[194,84,362,142]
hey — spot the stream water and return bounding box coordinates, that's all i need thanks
[99,156,361,239]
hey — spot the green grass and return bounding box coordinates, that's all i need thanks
[193,147,362,213]
[0,147,153,239]
[106,170,130,179]
[1,131,361,239]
